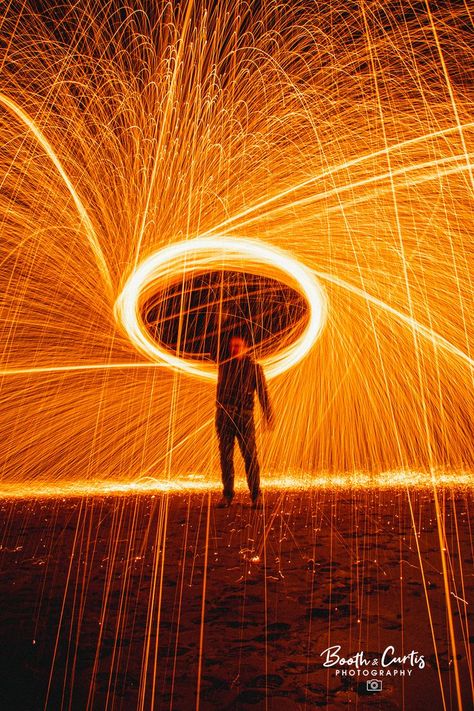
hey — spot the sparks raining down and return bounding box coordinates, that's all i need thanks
[1,0,473,480]
[0,1,473,710]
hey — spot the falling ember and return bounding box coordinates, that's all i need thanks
[0,1,473,709]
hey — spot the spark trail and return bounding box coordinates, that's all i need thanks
[0,2,473,709]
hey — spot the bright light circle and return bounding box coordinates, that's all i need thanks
[114,237,327,380]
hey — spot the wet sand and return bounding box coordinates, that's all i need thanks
[0,487,472,710]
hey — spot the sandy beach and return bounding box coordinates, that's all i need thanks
[0,487,472,710]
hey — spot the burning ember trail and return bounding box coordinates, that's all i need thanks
[0,1,472,709]
[114,236,327,380]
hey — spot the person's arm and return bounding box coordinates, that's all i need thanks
[255,363,274,425]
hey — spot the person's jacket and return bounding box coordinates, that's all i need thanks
[216,354,273,420]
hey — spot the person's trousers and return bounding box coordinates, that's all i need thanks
[215,406,260,501]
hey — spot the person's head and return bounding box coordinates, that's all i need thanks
[229,334,248,358]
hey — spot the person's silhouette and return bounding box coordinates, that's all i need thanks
[215,334,274,508]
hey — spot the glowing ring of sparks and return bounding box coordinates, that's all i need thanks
[114,237,327,380]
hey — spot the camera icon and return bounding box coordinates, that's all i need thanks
[366,680,382,692]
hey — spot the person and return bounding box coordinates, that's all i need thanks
[215,333,274,508]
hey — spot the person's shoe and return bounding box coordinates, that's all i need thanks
[216,495,232,508]
[251,492,263,509]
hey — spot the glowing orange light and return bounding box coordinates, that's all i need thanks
[0,470,470,500]
[114,236,327,380]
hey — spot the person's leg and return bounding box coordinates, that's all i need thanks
[216,409,236,501]
[236,411,260,502]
